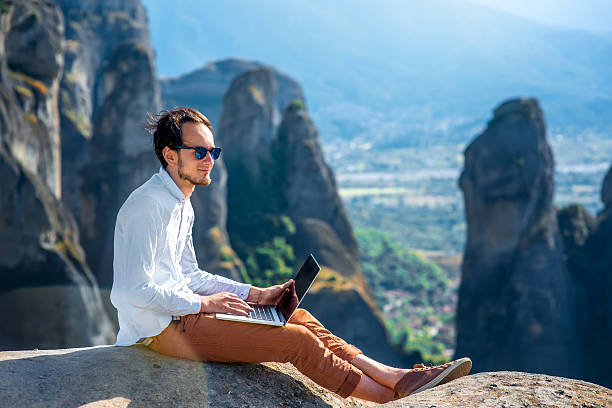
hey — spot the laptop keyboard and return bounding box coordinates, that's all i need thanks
[248,305,275,321]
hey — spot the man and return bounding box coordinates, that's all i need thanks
[110,107,471,403]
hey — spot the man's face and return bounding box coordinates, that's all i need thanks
[176,122,215,187]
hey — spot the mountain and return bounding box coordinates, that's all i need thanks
[142,0,612,148]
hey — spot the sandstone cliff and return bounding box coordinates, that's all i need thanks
[1,346,610,408]
[0,0,114,350]
[455,98,581,377]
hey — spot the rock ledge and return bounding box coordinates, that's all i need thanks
[1,347,610,407]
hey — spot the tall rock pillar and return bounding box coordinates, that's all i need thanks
[455,98,581,377]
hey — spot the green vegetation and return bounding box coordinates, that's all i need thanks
[226,154,296,288]
[356,228,458,362]
[245,237,295,287]
[346,195,466,254]
[289,99,305,110]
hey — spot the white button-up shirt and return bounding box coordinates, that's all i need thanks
[110,167,251,346]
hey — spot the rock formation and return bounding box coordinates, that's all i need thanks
[189,157,245,281]
[0,0,114,350]
[218,68,290,271]
[56,0,161,287]
[214,68,411,366]
[2,346,611,408]
[160,58,305,130]
[561,163,612,387]
[159,60,305,280]
[455,98,581,377]
[277,102,359,275]
[3,0,64,197]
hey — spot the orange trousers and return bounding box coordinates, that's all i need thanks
[148,308,363,398]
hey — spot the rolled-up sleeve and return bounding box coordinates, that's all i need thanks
[180,232,251,300]
[111,199,201,316]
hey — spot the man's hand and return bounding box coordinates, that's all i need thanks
[200,292,254,316]
[247,280,294,306]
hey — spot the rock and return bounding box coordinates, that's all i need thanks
[58,0,152,219]
[190,157,245,281]
[302,272,419,368]
[455,98,581,377]
[2,347,610,408]
[0,112,114,349]
[0,0,114,350]
[3,0,64,197]
[0,346,369,407]
[216,67,409,366]
[217,67,290,269]
[382,371,612,408]
[277,103,359,274]
[160,57,305,130]
[570,162,612,388]
[557,204,596,273]
[602,164,612,209]
[219,67,278,177]
[55,0,162,287]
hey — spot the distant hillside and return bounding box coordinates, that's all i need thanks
[143,0,612,148]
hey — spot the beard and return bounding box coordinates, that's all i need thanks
[178,155,211,186]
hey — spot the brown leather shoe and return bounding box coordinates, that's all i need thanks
[393,357,472,399]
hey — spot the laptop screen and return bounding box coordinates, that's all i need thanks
[277,254,320,321]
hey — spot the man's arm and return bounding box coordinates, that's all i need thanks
[179,231,292,312]
[112,202,201,317]
[180,232,251,299]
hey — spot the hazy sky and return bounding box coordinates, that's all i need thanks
[470,0,612,34]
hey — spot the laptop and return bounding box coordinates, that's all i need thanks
[215,254,321,326]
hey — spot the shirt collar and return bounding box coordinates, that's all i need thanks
[158,166,186,201]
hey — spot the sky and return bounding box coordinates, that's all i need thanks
[470,0,612,35]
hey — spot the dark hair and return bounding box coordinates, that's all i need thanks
[146,107,214,169]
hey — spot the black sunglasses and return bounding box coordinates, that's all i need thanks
[174,146,222,160]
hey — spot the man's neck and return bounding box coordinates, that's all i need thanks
[164,167,194,198]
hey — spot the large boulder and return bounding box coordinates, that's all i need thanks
[455,98,581,377]
[2,346,611,408]
[0,346,367,407]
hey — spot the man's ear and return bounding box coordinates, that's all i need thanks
[162,146,178,168]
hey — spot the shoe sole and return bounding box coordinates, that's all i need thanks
[412,357,472,395]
